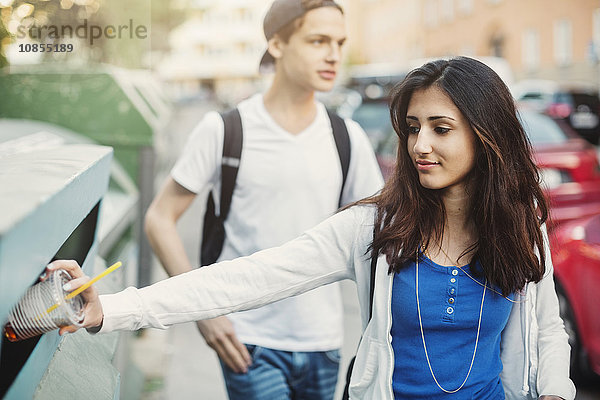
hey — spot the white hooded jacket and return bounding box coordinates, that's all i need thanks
[98,205,576,399]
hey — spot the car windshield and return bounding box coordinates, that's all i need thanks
[519,110,568,145]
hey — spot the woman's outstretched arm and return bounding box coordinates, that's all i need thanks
[49,205,371,335]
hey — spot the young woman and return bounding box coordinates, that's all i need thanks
[51,57,575,399]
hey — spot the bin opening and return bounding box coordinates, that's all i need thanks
[0,201,100,398]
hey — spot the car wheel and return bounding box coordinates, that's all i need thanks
[555,284,596,381]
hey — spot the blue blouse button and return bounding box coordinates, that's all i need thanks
[452,269,459,276]
[450,278,456,283]
[448,287,456,295]
[449,298,455,304]
[446,307,454,314]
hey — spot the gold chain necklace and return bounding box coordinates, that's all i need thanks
[415,250,485,393]
[423,245,523,304]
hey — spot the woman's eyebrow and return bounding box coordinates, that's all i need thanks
[406,115,456,121]
[428,115,456,121]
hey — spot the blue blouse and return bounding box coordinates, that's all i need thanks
[390,254,514,399]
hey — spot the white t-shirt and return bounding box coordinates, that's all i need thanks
[171,93,383,351]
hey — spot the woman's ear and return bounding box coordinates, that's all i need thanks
[267,36,284,61]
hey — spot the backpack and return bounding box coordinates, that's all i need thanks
[200,107,351,266]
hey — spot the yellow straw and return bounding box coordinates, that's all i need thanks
[46,261,123,314]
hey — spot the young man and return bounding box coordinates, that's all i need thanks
[144,0,383,399]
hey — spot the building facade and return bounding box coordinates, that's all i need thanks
[158,0,269,102]
[348,0,600,85]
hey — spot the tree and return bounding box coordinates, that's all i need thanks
[0,17,8,68]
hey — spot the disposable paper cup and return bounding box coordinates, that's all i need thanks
[3,269,84,342]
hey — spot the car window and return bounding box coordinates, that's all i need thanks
[519,111,568,145]
[521,92,545,100]
[553,92,572,105]
[516,91,553,111]
[571,93,600,109]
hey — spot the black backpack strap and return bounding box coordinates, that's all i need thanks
[219,108,243,221]
[326,109,351,208]
[200,109,243,266]
[368,249,378,320]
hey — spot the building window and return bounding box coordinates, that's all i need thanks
[554,19,572,66]
[440,0,454,21]
[593,9,600,61]
[522,29,540,71]
[237,8,252,22]
[424,0,438,27]
[195,9,206,22]
[490,33,505,58]
[458,0,473,15]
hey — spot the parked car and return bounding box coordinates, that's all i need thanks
[513,80,600,145]
[351,102,600,226]
[522,111,600,226]
[345,63,407,102]
[551,213,600,379]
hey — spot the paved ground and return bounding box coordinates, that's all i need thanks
[129,100,600,400]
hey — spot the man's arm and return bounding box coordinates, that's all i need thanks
[144,177,252,373]
[144,177,196,276]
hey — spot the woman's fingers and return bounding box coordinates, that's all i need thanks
[62,276,91,292]
[58,325,79,336]
[45,260,104,331]
[47,261,95,300]
[46,259,84,278]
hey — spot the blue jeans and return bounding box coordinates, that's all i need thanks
[220,344,341,400]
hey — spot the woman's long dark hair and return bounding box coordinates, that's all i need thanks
[362,57,548,295]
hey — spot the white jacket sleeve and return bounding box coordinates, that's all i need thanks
[97,206,367,333]
[535,224,576,400]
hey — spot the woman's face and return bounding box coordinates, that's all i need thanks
[406,86,477,195]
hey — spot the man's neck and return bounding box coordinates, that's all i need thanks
[262,78,318,135]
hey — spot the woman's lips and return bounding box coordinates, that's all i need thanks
[416,160,440,170]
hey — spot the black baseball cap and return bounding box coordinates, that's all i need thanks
[259,0,342,72]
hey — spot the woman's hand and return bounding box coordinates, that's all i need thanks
[44,260,104,335]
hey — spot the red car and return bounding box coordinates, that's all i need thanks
[551,213,600,378]
[522,110,600,227]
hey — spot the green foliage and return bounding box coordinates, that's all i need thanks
[1,0,155,68]
[0,18,8,68]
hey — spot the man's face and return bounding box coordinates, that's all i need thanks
[274,7,346,92]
